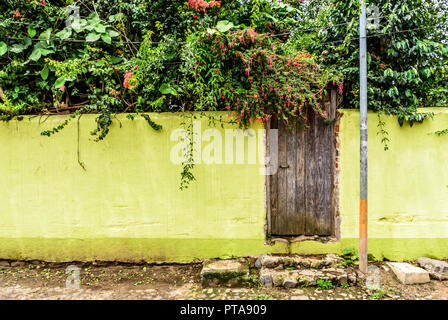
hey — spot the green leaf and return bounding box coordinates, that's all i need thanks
[87,13,100,24]
[54,77,66,89]
[70,19,86,33]
[108,30,119,38]
[23,38,32,48]
[207,28,217,35]
[260,13,278,23]
[86,32,101,42]
[159,83,177,96]
[111,56,122,64]
[10,44,26,54]
[101,33,112,44]
[27,26,36,38]
[40,66,49,80]
[94,24,106,34]
[85,23,95,32]
[29,48,42,61]
[0,42,7,56]
[39,28,52,40]
[55,28,72,40]
[40,49,54,56]
[216,20,234,33]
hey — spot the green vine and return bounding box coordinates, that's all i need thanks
[398,112,434,128]
[434,128,448,136]
[250,0,262,26]
[77,113,86,171]
[376,112,390,151]
[141,114,162,131]
[40,119,71,136]
[91,107,112,141]
[179,113,196,191]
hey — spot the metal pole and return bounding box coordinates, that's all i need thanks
[359,0,368,274]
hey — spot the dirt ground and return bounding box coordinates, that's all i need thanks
[0,261,447,300]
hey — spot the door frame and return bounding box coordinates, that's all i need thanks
[265,89,341,239]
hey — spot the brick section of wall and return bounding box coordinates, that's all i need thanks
[332,113,342,239]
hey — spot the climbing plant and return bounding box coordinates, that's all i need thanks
[303,0,448,118]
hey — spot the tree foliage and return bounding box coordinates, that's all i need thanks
[1,0,446,123]
[0,1,338,129]
[306,0,448,118]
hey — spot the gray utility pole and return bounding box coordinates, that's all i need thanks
[359,0,368,274]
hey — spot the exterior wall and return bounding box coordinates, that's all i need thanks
[0,113,275,262]
[334,108,448,260]
[0,109,447,262]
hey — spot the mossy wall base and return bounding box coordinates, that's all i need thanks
[0,238,446,262]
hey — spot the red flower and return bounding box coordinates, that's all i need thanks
[123,70,134,89]
[192,15,198,20]
[40,0,46,6]
[339,82,344,94]
[188,0,221,13]
[13,10,21,18]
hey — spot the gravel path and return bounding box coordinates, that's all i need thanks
[1,261,447,300]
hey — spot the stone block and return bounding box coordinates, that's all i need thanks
[201,260,249,287]
[0,260,10,267]
[387,262,430,284]
[417,257,448,280]
[283,279,297,288]
[259,274,273,288]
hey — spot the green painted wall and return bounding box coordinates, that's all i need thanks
[334,108,448,260]
[0,110,447,262]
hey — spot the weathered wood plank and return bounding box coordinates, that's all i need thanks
[285,123,297,234]
[315,106,327,235]
[330,90,337,234]
[269,118,279,234]
[316,100,332,235]
[305,107,317,235]
[294,121,306,234]
[275,120,288,234]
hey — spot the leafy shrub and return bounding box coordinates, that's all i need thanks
[316,278,334,290]
[341,248,359,266]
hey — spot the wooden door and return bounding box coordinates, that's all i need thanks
[269,91,337,236]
